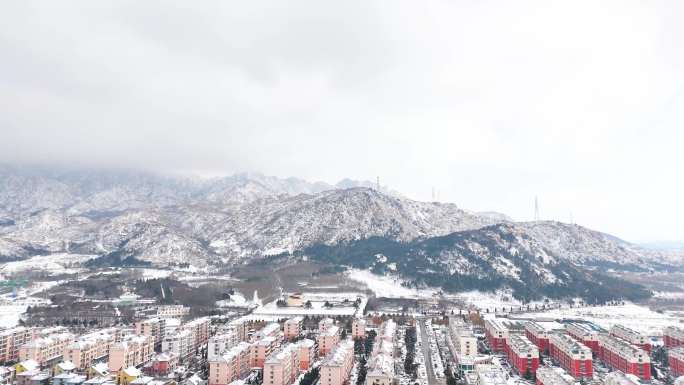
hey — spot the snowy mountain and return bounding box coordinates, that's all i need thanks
[0,165,679,274]
[304,223,652,302]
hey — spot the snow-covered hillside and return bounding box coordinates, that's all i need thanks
[0,165,679,272]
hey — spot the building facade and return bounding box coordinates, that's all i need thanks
[597,334,650,382]
[665,327,684,349]
[548,333,593,380]
[505,335,539,377]
[484,319,508,353]
[609,324,651,353]
[525,322,549,353]
[669,347,684,377]
[565,323,600,354]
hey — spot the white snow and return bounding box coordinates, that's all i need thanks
[346,269,437,298]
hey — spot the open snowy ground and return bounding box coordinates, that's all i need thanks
[518,302,683,336]
[0,253,96,275]
[346,269,438,298]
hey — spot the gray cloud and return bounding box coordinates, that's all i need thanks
[1,0,684,241]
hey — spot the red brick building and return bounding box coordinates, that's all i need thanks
[597,334,651,382]
[609,324,651,353]
[548,333,593,380]
[505,334,539,377]
[665,326,684,349]
[565,323,600,354]
[525,322,549,353]
[484,319,509,353]
[668,347,684,377]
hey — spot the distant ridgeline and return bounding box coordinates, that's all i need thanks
[300,228,652,304]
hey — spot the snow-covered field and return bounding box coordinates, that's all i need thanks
[519,302,683,336]
[346,269,437,298]
[253,291,366,318]
[0,253,96,275]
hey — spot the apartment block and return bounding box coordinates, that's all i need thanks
[665,326,684,349]
[135,318,166,350]
[525,322,549,353]
[669,347,684,377]
[283,318,303,341]
[548,333,593,380]
[609,324,651,353]
[366,320,395,385]
[484,319,509,353]
[208,342,251,385]
[317,326,340,357]
[0,327,33,363]
[597,334,650,381]
[297,339,315,371]
[351,318,366,340]
[250,337,279,369]
[19,332,75,368]
[108,335,155,372]
[263,344,300,385]
[565,323,600,353]
[64,329,118,370]
[156,305,189,319]
[319,319,335,333]
[505,334,539,377]
[320,340,354,385]
[448,318,477,358]
[209,330,240,360]
[161,329,194,361]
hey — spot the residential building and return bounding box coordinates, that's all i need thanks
[317,326,340,357]
[135,319,166,350]
[548,333,592,380]
[0,327,33,363]
[525,322,549,353]
[108,335,154,372]
[64,329,117,370]
[597,334,650,381]
[209,331,239,359]
[263,344,299,385]
[320,340,354,385]
[297,339,315,371]
[156,306,189,319]
[565,323,600,353]
[609,324,651,353]
[366,320,395,385]
[250,337,279,369]
[505,335,539,377]
[208,342,251,385]
[665,327,684,349]
[19,332,75,368]
[351,319,366,340]
[161,330,194,361]
[147,353,178,376]
[117,367,142,385]
[484,319,509,353]
[319,319,335,333]
[670,347,684,377]
[534,367,574,385]
[448,318,477,357]
[283,318,302,341]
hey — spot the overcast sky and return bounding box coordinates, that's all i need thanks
[1,1,683,242]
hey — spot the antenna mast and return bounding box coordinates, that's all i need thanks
[534,196,540,221]
[376,176,380,191]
